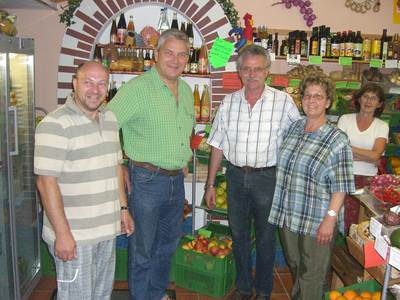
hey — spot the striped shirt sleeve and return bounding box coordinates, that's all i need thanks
[34,117,68,177]
[207,96,227,150]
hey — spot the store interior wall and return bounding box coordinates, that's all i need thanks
[6,1,399,112]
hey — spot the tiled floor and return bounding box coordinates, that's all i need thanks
[28,267,293,300]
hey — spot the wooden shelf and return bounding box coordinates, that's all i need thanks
[274,55,374,65]
[110,70,211,78]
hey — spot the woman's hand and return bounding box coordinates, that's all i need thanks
[316,216,336,246]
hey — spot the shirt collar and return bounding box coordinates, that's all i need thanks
[295,118,332,138]
[240,84,269,103]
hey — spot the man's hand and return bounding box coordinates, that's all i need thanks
[122,165,131,194]
[316,216,336,246]
[121,210,134,237]
[204,187,216,209]
[54,231,77,261]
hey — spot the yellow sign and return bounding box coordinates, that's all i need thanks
[394,0,400,24]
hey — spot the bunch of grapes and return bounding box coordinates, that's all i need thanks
[277,0,316,27]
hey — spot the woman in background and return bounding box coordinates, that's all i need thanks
[337,83,389,232]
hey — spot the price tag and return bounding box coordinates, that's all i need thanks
[289,79,301,87]
[286,54,301,65]
[369,59,383,68]
[369,217,383,238]
[185,234,196,240]
[204,124,211,135]
[335,81,348,89]
[269,52,276,61]
[389,87,400,95]
[389,246,400,270]
[375,235,389,259]
[346,81,361,90]
[385,59,398,69]
[209,38,234,68]
[339,57,352,66]
[198,229,212,238]
[308,55,322,65]
[271,75,289,87]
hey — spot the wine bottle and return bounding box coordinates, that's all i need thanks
[117,13,127,45]
[381,29,389,60]
[325,27,331,58]
[273,32,279,56]
[200,85,210,123]
[331,32,340,59]
[171,11,179,30]
[157,8,170,34]
[193,84,201,122]
[108,80,118,102]
[362,36,371,61]
[93,44,102,62]
[110,19,118,45]
[144,50,151,71]
[319,26,326,57]
[190,48,199,74]
[353,31,363,60]
[309,27,319,56]
[186,23,194,48]
[198,44,209,75]
[339,31,346,57]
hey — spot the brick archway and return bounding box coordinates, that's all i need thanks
[57,0,237,111]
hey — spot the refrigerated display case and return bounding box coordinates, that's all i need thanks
[0,35,40,300]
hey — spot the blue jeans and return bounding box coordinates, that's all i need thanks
[226,164,276,298]
[128,164,184,300]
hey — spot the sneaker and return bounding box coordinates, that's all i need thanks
[231,290,253,300]
[160,295,171,300]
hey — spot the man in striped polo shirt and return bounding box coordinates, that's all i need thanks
[204,45,301,300]
[35,61,134,300]
[108,29,194,300]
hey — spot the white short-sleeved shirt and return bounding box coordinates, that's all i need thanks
[337,113,389,176]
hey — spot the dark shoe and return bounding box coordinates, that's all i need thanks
[255,296,269,300]
[231,290,253,300]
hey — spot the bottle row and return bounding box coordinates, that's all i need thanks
[254,26,398,61]
[93,44,209,75]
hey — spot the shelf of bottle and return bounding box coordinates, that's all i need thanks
[274,55,382,65]
[109,70,211,78]
[98,43,154,49]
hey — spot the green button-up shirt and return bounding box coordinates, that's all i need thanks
[108,67,195,170]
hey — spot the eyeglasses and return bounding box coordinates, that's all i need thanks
[239,66,267,74]
[303,93,326,101]
[160,49,189,60]
[361,94,379,102]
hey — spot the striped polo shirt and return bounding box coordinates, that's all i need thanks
[34,94,122,246]
[208,85,301,168]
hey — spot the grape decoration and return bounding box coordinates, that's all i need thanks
[272,0,316,27]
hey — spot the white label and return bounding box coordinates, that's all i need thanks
[375,235,389,259]
[286,54,301,65]
[269,53,276,61]
[389,87,400,95]
[370,217,383,238]
[389,246,400,270]
[385,60,398,69]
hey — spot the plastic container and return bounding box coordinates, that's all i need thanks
[324,279,394,300]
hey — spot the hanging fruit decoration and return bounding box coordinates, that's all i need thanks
[344,0,380,13]
[272,0,316,27]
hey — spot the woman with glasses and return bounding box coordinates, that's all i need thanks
[269,74,355,300]
[337,83,389,233]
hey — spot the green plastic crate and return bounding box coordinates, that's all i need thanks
[385,143,400,157]
[324,279,394,300]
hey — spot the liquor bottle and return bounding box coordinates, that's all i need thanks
[184,48,192,73]
[171,11,179,29]
[339,31,346,57]
[273,32,279,56]
[362,36,371,61]
[144,49,151,71]
[150,49,156,67]
[325,27,332,58]
[117,13,127,45]
[110,19,118,45]
[309,27,319,56]
[253,27,262,46]
[198,44,209,75]
[200,85,210,123]
[300,31,308,57]
[294,31,301,55]
[190,48,199,74]
[131,48,138,71]
[125,15,135,46]
[393,34,399,60]
[371,37,381,59]
[93,44,102,62]
[381,29,389,60]
[331,32,340,59]
[345,31,354,57]
[319,26,327,57]
[108,80,117,102]
[180,22,186,33]
[186,23,194,48]
[137,49,144,72]
[267,34,273,53]
[280,39,288,56]
[193,84,201,122]
[387,37,394,60]
[127,15,135,32]
[157,8,170,34]
[353,31,363,60]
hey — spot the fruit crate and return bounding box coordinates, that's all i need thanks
[175,235,236,297]
[324,279,394,300]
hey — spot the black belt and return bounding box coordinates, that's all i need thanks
[131,161,181,176]
[229,162,275,173]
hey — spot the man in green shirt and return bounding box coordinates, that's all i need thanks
[108,29,194,300]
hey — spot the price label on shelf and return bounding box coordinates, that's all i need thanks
[370,59,383,68]
[289,79,301,87]
[346,81,361,90]
[389,246,400,270]
[286,54,301,65]
[369,217,383,238]
[385,59,398,69]
[374,235,389,259]
[269,53,276,61]
[198,229,212,238]
[308,55,322,65]
[339,57,352,66]
[335,81,348,89]
[209,38,234,68]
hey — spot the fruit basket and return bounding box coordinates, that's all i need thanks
[200,174,228,215]
[325,279,393,300]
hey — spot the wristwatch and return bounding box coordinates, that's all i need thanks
[327,209,337,217]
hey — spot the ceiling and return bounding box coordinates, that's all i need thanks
[0,0,60,10]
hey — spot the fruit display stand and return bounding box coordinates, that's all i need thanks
[325,279,391,300]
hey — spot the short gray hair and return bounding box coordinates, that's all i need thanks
[237,45,271,70]
[157,28,190,50]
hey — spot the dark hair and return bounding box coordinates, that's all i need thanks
[299,73,335,111]
[353,83,385,117]
[237,44,271,70]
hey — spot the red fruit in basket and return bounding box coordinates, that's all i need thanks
[209,246,220,256]
[383,211,400,225]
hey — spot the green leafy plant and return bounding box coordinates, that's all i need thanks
[59,0,82,27]
[216,0,239,28]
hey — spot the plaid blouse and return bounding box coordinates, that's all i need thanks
[268,118,355,235]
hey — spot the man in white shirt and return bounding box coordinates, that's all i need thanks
[204,45,300,300]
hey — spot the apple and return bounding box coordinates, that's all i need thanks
[209,246,220,256]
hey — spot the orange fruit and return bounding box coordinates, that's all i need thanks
[353,296,363,300]
[336,297,347,300]
[371,291,381,300]
[360,291,372,299]
[343,290,358,300]
[329,290,342,300]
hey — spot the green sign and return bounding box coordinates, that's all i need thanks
[198,229,212,238]
[335,81,348,89]
[204,124,211,135]
[346,81,361,90]
[370,59,383,68]
[266,77,272,85]
[289,79,301,87]
[209,38,234,68]
[185,234,196,240]
[339,57,352,66]
[308,55,322,65]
